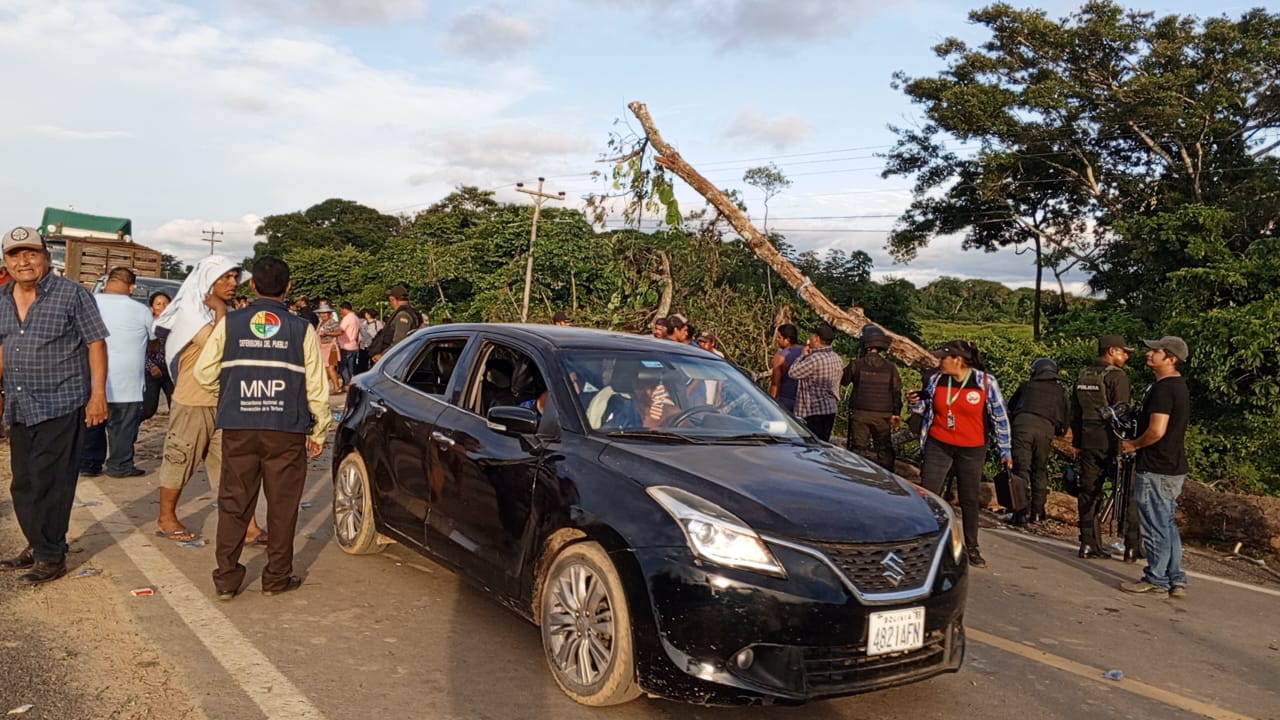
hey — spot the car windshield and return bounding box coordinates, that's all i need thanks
[559,350,811,441]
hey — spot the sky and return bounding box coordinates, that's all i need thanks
[0,0,1257,294]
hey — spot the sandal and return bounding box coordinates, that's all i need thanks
[247,532,270,547]
[155,528,200,542]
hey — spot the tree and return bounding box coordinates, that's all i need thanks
[160,253,190,280]
[254,199,402,259]
[882,1,1280,337]
[743,163,793,302]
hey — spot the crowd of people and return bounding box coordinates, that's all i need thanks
[0,230,424,596]
[0,226,1193,601]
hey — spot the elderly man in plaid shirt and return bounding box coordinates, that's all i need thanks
[787,323,844,442]
[0,227,109,585]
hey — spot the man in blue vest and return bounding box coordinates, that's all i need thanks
[194,256,331,600]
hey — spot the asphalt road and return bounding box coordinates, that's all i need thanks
[4,421,1279,720]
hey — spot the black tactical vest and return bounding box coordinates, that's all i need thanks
[847,354,901,414]
[1074,364,1120,425]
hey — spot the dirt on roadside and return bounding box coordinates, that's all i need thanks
[0,440,205,720]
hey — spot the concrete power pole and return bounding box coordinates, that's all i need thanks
[515,177,565,323]
[201,228,224,255]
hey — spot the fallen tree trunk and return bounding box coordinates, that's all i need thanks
[627,101,938,371]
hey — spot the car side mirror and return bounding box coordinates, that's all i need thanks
[487,406,540,436]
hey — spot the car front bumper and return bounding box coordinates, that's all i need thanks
[623,542,967,705]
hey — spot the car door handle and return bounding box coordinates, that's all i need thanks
[431,431,456,449]
[369,399,387,417]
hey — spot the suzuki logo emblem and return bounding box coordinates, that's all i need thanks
[881,551,907,587]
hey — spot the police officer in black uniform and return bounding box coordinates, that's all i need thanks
[1008,358,1069,523]
[194,256,332,599]
[1071,334,1132,559]
[841,325,903,472]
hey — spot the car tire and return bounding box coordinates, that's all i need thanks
[333,452,383,555]
[540,542,641,706]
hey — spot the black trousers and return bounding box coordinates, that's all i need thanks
[847,410,895,471]
[9,408,85,563]
[1078,448,1140,549]
[142,370,174,421]
[1011,414,1054,515]
[212,429,308,594]
[804,413,836,442]
[920,439,987,549]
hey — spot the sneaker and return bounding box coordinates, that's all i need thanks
[966,549,987,569]
[1120,579,1168,595]
[105,467,147,478]
[1169,585,1187,599]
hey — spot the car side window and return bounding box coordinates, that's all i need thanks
[400,338,468,398]
[466,343,548,417]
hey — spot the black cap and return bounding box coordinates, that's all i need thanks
[1097,334,1134,355]
[387,284,410,300]
[812,323,836,344]
[552,311,570,323]
[933,340,975,363]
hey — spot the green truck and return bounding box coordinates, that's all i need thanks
[39,208,164,288]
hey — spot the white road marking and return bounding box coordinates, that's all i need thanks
[970,628,1258,720]
[76,480,329,720]
[989,528,1280,598]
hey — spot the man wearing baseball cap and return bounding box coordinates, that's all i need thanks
[0,227,110,584]
[1120,336,1192,597]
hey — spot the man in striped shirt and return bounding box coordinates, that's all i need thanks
[788,323,843,442]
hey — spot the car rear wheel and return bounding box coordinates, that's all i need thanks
[333,452,383,555]
[540,542,641,706]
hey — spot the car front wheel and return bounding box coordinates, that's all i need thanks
[540,542,641,706]
[333,451,383,555]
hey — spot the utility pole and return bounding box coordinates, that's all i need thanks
[201,227,224,255]
[515,177,565,323]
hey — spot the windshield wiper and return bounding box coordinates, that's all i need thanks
[708,432,797,444]
[605,429,707,444]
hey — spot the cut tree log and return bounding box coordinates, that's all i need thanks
[627,101,938,371]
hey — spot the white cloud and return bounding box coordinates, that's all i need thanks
[0,1,546,246]
[592,0,880,52]
[726,108,810,149]
[231,0,427,25]
[30,125,132,141]
[411,127,594,186]
[441,8,537,59]
[143,215,264,267]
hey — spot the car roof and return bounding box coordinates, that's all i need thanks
[425,323,713,356]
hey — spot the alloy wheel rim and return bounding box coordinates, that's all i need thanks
[545,563,615,687]
[333,462,364,545]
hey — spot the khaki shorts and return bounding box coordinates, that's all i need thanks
[158,402,223,490]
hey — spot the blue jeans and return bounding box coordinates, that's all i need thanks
[1135,471,1188,590]
[339,348,358,385]
[79,402,144,476]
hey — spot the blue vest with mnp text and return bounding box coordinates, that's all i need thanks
[216,298,313,434]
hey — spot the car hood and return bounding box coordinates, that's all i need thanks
[597,441,941,543]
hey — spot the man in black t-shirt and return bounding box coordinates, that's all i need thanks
[1119,336,1191,598]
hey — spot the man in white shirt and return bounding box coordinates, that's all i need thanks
[79,266,154,477]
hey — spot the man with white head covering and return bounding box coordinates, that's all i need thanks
[152,255,264,544]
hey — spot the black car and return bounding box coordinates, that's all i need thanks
[331,325,968,706]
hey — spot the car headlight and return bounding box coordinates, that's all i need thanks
[647,486,786,578]
[911,482,964,564]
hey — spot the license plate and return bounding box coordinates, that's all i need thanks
[866,607,925,656]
